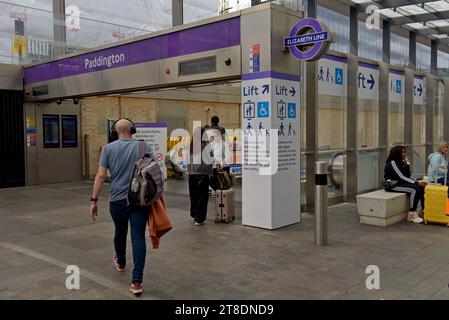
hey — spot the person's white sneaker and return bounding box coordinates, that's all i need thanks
[407,212,423,224]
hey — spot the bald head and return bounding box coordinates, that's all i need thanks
[115,119,133,138]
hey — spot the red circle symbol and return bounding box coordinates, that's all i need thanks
[156,153,164,161]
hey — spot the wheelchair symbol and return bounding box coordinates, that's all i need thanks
[335,68,343,85]
[257,102,270,118]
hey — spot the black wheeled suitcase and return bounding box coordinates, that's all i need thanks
[214,188,235,223]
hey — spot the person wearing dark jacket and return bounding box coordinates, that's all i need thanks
[188,126,213,226]
[384,145,427,223]
[206,115,230,177]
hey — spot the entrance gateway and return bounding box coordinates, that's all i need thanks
[23,3,330,230]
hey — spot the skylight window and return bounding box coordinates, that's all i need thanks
[424,1,449,12]
[376,8,404,19]
[397,4,430,16]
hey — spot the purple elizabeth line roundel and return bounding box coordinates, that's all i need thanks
[288,18,330,61]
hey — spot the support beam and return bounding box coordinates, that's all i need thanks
[382,20,390,64]
[444,80,449,142]
[378,63,389,188]
[52,0,66,57]
[409,31,416,70]
[306,0,317,212]
[172,0,183,27]
[425,75,434,165]
[431,40,438,75]
[350,6,358,56]
[346,55,358,202]
[404,69,414,154]
[307,0,317,19]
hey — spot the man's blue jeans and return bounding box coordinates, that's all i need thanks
[109,199,149,284]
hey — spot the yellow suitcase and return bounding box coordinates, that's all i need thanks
[424,184,449,227]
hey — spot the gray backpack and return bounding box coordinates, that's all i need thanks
[128,140,164,207]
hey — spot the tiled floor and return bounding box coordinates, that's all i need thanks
[0,181,449,299]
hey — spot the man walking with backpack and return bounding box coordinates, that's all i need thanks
[89,118,154,296]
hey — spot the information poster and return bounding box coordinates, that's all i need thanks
[134,122,168,179]
[26,117,36,147]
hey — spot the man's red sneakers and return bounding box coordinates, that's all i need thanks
[129,282,143,296]
[113,255,126,272]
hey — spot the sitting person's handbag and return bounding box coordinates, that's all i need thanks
[210,169,232,191]
[383,179,398,191]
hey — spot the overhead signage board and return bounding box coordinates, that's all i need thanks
[317,55,347,97]
[358,63,379,101]
[284,18,331,61]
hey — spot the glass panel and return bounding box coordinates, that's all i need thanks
[412,103,425,146]
[416,43,431,72]
[358,21,382,61]
[388,101,404,145]
[391,33,409,67]
[61,115,78,147]
[0,2,54,64]
[434,80,444,143]
[184,0,219,24]
[43,115,60,148]
[357,150,379,192]
[358,99,379,148]
[317,6,349,53]
[319,150,347,199]
[64,1,172,51]
[411,145,426,178]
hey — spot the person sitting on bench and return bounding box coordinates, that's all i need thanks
[384,145,427,224]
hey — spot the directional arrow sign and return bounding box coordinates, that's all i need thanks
[262,84,270,94]
[289,86,296,97]
[417,83,423,96]
[367,74,375,90]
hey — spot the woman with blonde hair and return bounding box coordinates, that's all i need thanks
[428,142,449,184]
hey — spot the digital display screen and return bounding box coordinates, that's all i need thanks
[179,56,216,76]
[43,115,60,148]
[32,85,49,96]
[62,116,77,147]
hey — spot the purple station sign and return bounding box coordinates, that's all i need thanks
[284,18,331,62]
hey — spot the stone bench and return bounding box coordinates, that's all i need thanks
[356,190,409,227]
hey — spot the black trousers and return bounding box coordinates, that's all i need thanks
[391,182,425,212]
[188,174,210,223]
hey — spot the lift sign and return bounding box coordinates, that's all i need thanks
[284,18,331,62]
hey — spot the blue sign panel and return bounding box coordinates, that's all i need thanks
[257,102,270,118]
[335,68,343,85]
[396,80,402,93]
[230,164,242,175]
[288,103,296,119]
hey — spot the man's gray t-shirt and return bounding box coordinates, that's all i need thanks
[99,139,153,202]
